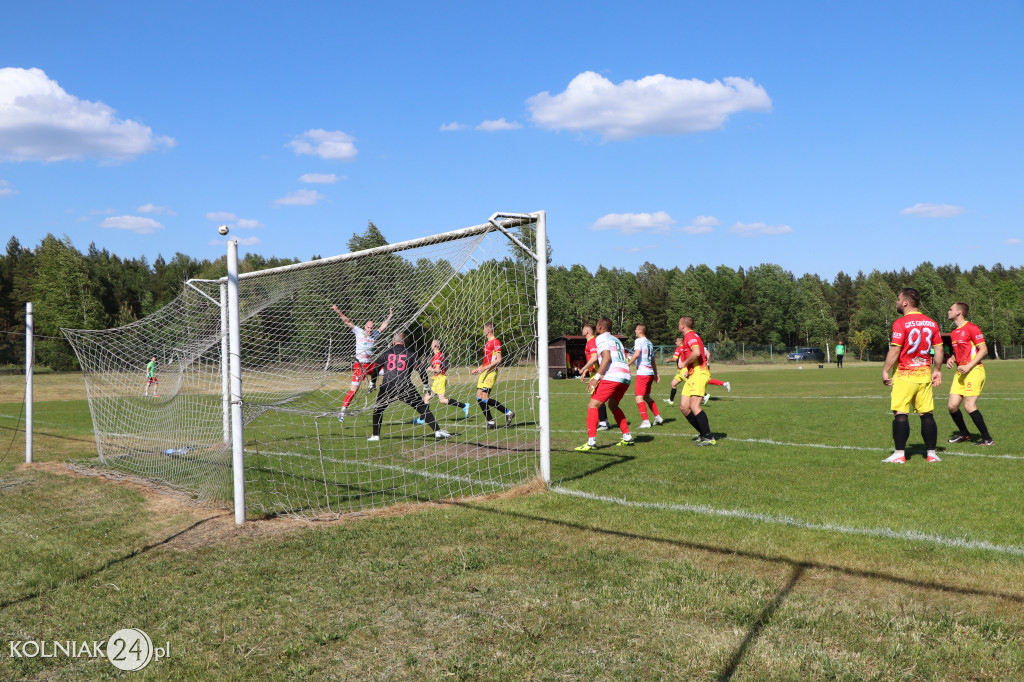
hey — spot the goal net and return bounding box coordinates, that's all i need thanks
[63,215,545,519]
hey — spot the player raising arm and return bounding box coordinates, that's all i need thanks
[332,305,394,421]
[366,331,449,441]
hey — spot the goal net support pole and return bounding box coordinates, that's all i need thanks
[25,302,33,464]
[227,241,246,525]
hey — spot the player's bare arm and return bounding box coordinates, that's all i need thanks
[378,306,395,333]
[588,350,612,391]
[931,343,944,387]
[881,345,900,386]
[956,341,986,375]
[331,305,354,328]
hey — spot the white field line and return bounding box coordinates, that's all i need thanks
[550,486,1024,557]
[548,392,1024,400]
[258,448,511,489]
[548,429,1024,461]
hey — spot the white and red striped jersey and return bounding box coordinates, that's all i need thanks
[633,337,655,376]
[596,332,632,384]
[352,326,381,364]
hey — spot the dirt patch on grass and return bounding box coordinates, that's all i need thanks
[16,460,547,551]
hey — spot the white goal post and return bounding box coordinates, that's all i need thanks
[64,212,549,524]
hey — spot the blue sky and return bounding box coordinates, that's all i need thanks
[2,1,1022,279]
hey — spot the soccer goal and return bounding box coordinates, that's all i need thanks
[63,212,550,522]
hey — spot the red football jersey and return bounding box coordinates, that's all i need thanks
[683,331,708,370]
[950,321,985,367]
[585,337,598,363]
[482,337,502,365]
[431,351,447,376]
[890,313,940,379]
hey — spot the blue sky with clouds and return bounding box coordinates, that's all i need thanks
[2,1,1022,279]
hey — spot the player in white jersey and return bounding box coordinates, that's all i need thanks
[627,324,662,428]
[575,318,635,451]
[332,305,394,421]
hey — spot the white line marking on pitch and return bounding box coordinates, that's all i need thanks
[547,429,1024,460]
[550,486,1024,557]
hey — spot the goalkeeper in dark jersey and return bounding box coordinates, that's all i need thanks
[366,331,451,441]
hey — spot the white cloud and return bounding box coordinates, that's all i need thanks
[207,211,237,222]
[299,173,338,184]
[209,236,261,247]
[899,203,966,218]
[591,211,674,235]
[681,215,719,234]
[287,129,357,161]
[100,215,164,234]
[236,218,264,229]
[728,221,793,237]
[0,67,175,162]
[476,118,522,132]
[275,189,326,206]
[137,203,176,215]
[527,71,772,141]
[0,180,17,197]
[440,122,468,132]
[1005,238,1023,245]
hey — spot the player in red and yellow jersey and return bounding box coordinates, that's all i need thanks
[881,288,943,463]
[578,323,610,430]
[944,302,994,446]
[667,336,731,406]
[678,316,715,445]
[471,322,514,428]
[420,339,470,421]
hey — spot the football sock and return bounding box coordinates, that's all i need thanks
[488,398,508,414]
[586,407,600,438]
[892,414,910,451]
[967,410,992,440]
[638,402,649,421]
[920,412,938,451]
[708,379,725,387]
[648,400,660,418]
[669,387,677,402]
[684,412,701,433]
[610,406,629,434]
[694,411,712,439]
[477,397,492,421]
[371,407,385,436]
[949,409,969,435]
[449,400,467,410]
[598,404,608,424]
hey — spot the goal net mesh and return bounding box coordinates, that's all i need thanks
[63,219,541,519]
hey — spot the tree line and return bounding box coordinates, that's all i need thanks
[3,226,1024,369]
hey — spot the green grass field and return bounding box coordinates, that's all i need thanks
[2,364,1023,680]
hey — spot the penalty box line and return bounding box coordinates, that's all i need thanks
[548,429,1024,461]
[550,486,1024,558]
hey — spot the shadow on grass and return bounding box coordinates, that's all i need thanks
[450,501,1024,681]
[0,514,230,612]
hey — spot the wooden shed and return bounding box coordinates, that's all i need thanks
[547,335,627,379]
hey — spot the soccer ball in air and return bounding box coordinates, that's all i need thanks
[218,224,230,236]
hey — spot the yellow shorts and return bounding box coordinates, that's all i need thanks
[890,376,934,414]
[673,369,688,383]
[431,375,448,396]
[951,365,985,397]
[682,368,710,396]
[476,369,497,391]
